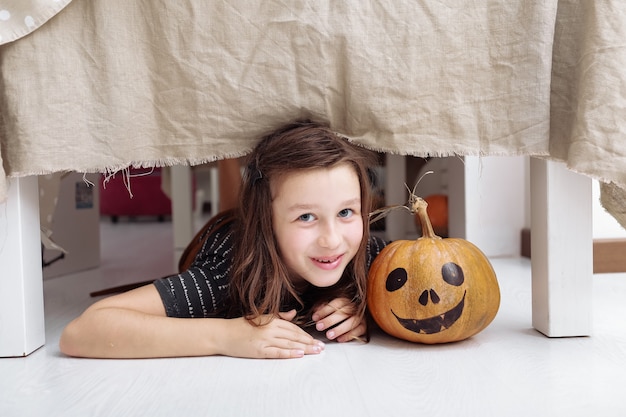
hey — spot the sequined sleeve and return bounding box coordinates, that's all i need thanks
[153,215,235,318]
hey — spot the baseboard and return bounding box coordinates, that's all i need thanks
[593,238,626,274]
[520,229,626,274]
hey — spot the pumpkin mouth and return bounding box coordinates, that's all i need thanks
[391,291,466,334]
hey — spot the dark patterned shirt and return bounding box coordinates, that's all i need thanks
[154,214,388,318]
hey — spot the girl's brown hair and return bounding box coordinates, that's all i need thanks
[229,119,378,327]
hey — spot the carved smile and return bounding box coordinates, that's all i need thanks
[391,291,466,334]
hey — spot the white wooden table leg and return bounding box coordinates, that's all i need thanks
[0,177,45,357]
[170,166,194,269]
[530,158,592,337]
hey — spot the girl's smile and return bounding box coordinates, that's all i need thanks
[271,163,364,288]
[312,254,343,270]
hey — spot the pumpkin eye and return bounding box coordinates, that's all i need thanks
[385,268,408,292]
[441,262,464,286]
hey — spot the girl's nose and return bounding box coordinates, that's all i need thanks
[318,222,341,249]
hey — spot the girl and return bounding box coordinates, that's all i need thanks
[60,120,388,359]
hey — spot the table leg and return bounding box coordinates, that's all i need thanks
[170,166,194,269]
[0,176,45,357]
[530,158,592,337]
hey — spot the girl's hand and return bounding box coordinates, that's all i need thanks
[312,298,367,343]
[221,309,325,359]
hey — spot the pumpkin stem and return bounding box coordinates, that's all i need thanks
[367,173,442,240]
[412,197,440,239]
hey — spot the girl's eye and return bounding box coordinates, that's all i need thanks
[338,208,354,218]
[298,213,315,222]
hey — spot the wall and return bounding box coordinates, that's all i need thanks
[448,156,527,257]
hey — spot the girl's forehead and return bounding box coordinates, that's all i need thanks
[271,163,358,190]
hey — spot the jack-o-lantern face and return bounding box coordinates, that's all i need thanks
[386,263,466,335]
[367,238,500,344]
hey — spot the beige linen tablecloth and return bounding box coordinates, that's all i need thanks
[1,0,625,228]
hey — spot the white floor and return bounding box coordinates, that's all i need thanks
[2,219,626,417]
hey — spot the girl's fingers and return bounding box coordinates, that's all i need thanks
[312,298,354,321]
[268,317,326,356]
[261,347,305,359]
[229,316,324,359]
[336,322,367,343]
[277,329,324,352]
[315,311,350,332]
[330,319,367,343]
[262,337,323,358]
[322,315,357,340]
[310,298,366,343]
[313,298,356,333]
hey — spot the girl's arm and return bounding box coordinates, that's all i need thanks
[59,284,324,359]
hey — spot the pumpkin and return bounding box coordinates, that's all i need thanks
[368,195,500,344]
[415,194,448,237]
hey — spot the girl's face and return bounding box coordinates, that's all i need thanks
[271,163,364,289]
